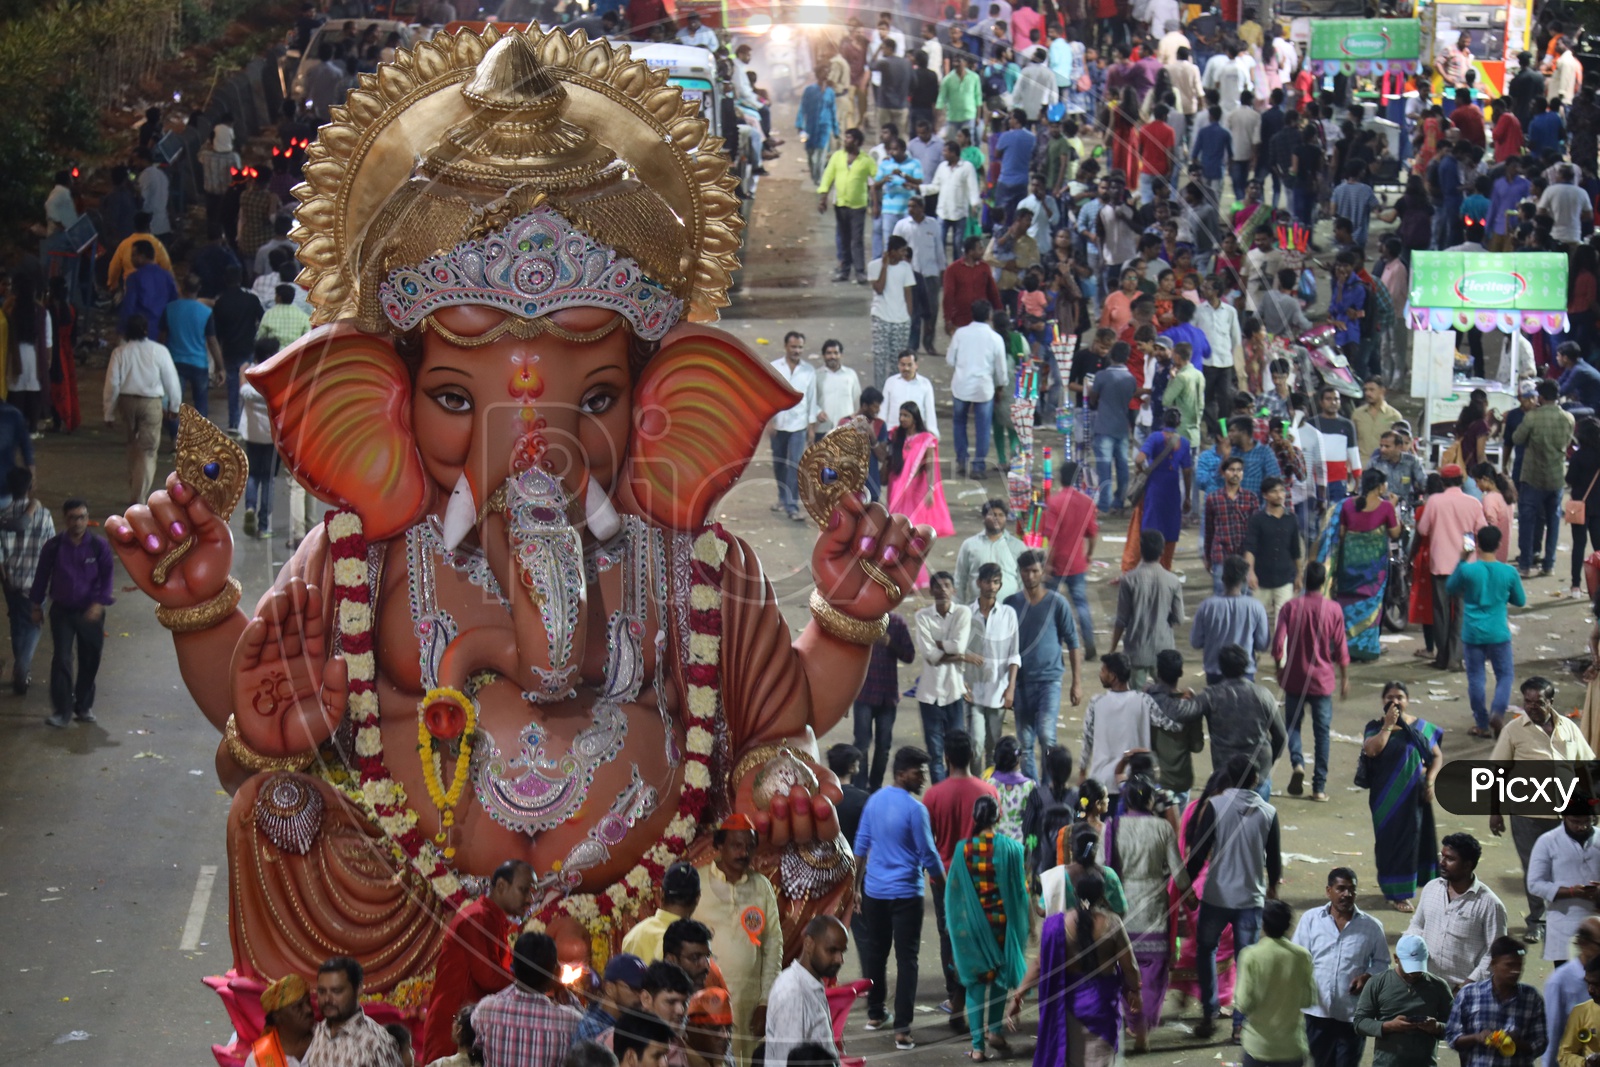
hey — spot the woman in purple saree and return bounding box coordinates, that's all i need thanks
[1009,871,1141,1067]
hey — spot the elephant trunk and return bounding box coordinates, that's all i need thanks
[433,465,592,705]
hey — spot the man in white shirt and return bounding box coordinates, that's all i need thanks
[103,313,183,506]
[1203,42,1250,115]
[946,299,1008,478]
[1223,90,1262,202]
[1550,38,1581,108]
[914,571,973,782]
[962,561,1021,768]
[1157,22,1190,64]
[1538,164,1593,247]
[1169,46,1203,121]
[868,235,917,388]
[1405,831,1509,989]
[893,197,946,356]
[1526,802,1600,964]
[812,339,862,430]
[924,142,983,264]
[675,11,718,50]
[882,350,939,439]
[1012,48,1057,122]
[768,331,819,523]
[44,171,78,231]
[1016,173,1060,248]
[764,917,848,1067]
[1194,276,1242,423]
[1292,867,1390,1067]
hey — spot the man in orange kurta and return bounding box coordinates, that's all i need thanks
[421,860,534,1062]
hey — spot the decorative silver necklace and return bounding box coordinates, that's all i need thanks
[404,512,664,840]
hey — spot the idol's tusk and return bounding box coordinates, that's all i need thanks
[584,474,622,541]
[441,472,477,551]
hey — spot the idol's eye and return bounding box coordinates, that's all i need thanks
[431,388,473,413]
[580,387,618,416]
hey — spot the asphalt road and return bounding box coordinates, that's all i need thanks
[0,114,1593,1067]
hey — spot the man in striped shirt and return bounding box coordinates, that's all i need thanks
[1311,386,1361,507]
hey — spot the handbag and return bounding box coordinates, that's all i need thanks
[1075,71,1091,92]
[1124,430,1179,508]
[1566,469,1600,525]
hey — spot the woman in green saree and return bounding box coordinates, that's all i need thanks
[947,795,1030,1062]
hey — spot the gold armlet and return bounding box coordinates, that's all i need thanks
[224,714,317,773]
[156,576,243,633]
[807,589,888,646]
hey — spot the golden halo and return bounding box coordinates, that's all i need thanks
[291,25,743,328]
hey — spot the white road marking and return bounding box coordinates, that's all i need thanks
[179,865,218,951]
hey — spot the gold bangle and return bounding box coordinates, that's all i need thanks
[808,589,888,646]
[155,576,243,633]
[732,742,793,787]
[223,714,317,773]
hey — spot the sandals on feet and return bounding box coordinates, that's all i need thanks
[966,1051,988,1062]
[1391,899,1415,913]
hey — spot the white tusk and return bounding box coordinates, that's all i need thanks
[441,472,477,551]
[584,476,621,541]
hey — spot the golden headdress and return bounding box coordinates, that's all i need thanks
[291,25,743,333]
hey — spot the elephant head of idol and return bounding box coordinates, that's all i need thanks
[247,26,796,699]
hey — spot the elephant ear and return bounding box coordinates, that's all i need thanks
[624,325,800,531]
[244,323,429,542]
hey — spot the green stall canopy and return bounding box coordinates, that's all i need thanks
[1306,19,1421,75]
[1405,251,1569,334]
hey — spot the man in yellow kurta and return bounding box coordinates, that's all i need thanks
[1559,957,1600,1067]
[621,862,702,964]
[696,814,783,1067]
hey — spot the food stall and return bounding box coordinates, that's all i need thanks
[1306,18,1423,75]
[1407,250,1567,443]
[1416,0,1533,101]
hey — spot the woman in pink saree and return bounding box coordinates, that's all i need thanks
[1169,766,1236,1013]
[886,401,954,586]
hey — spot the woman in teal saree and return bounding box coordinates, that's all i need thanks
[1360,680,1444,910]
[947,795,1031,1062]
[1317,469,1401,661]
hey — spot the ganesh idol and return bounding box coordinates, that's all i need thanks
[104,24,934,1027]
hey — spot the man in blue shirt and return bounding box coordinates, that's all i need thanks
[1526,97,1565,158]
[1160,297,1213,371]
[1193,104,1232,202]
[1558,343,1600,414]
[1004,549,1082,784]
[993,108,1036,222]
[872,138,924,261]
[1327,253,1367,360]
[854,746,944,1048]
[1436,141,1467,248]
[158,275,221,420]
[117,240,178,335]
[1488,157,1531,251]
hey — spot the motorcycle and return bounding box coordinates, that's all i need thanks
[1381,497,1416,633]
[1296,323,1364,404]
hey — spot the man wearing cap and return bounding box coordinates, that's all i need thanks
[578,954,647,1044]
[422,860,532,1063]
[695,815,781,1066]
[1414,463,1485,672]
[765,916,849,1067]
[247,975,315,1067]
[1352,935,1455,1067]
[684,988,734,1067]
[623,862,702,965]
[1545,917,1600,1067]
[1526,802,1600,964]
[1444,936,1548,1067]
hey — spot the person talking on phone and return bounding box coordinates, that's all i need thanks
[1414,463,1486,672]
[1490,678,1596,946]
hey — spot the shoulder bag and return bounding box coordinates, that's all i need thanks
[1124,430,1179,508]
[1566,468,1600,526]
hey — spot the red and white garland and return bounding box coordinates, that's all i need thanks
[324,509,725,938]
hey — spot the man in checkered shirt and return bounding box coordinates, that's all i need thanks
[473,932,582,1067]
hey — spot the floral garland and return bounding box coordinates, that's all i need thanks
[327,510,466,907]
[324,509,726,937]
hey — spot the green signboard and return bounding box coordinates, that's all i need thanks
[1406,251,1569,334]
[1306,19,1421,74]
